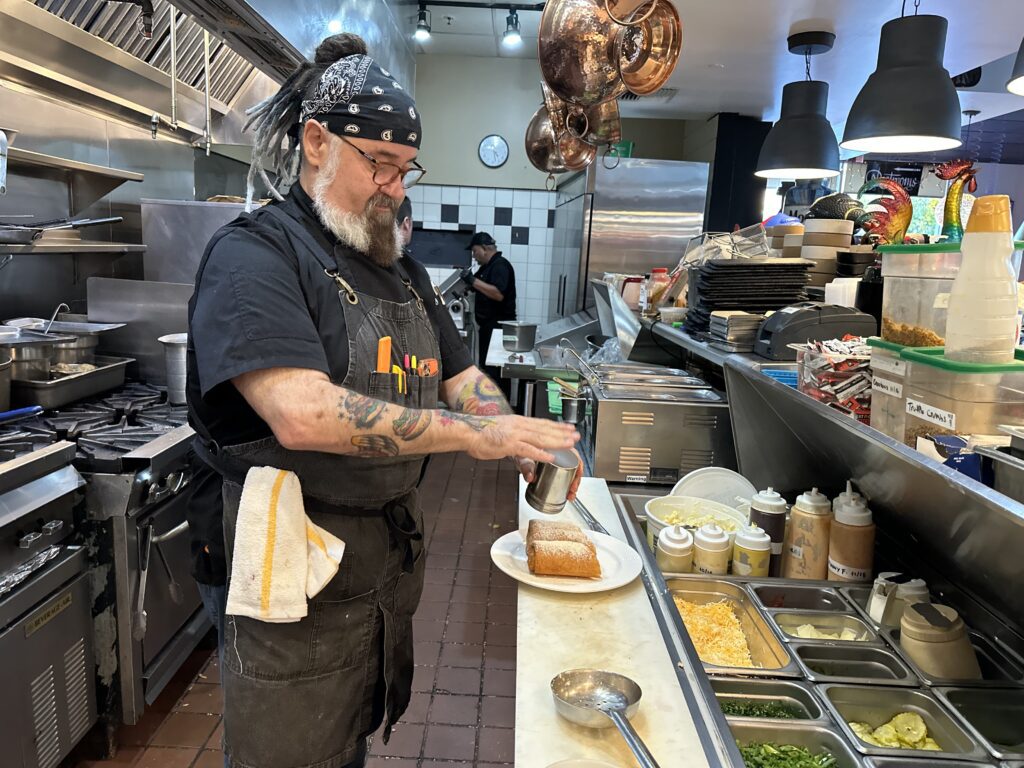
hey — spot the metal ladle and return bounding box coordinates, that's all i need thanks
[551,669,661,768]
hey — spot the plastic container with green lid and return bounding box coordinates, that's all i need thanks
[877,241,1024,349]
[899,347,1024,443]
[867,336,939,442]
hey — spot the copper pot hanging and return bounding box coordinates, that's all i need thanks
[525,105,570,174]
[574,99,622,146]
[539,0,627,106]
[618,0,681,96]
[557,128,598,171]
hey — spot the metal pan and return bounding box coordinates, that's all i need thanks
[934,687,1024,760]
[883,627,1024,688]
[793,643,919,687]
[729,719,866,768]
[819,684,988,762]
[770,611,879,644]
[711,677,830,722]
[751,583,851,613]
[551,669,662,768]
[0,216,123,245]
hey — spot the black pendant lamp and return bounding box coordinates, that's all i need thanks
[1007,36,1024,95]
[841,13,961,153]
[756,32,840,179]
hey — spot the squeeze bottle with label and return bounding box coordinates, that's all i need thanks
[749,487,788,576]
[828,494,875,582]
[693,523,731,576]
[782,487,832,580]
[656,525,694,574]
[944,195,1019,363]
[733,525,771,577]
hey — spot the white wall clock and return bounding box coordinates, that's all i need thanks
[478,134,509,168]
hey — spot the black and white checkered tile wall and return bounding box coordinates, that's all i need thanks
[405,184,557,324]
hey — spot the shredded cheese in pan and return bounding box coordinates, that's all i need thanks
[673,597,756,668]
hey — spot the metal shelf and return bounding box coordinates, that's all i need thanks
[0,241,146,255]
[7,147,144,182]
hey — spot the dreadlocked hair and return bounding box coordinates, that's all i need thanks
[244,33,368,210]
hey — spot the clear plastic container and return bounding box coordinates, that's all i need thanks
[879,242,1024,348]
[645,268,671,310]
[900,347,1024,444]
[867,337,910,442]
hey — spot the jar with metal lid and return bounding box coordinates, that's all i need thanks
[900,603,982,679]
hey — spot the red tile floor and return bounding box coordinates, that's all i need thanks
[77,454,520,768]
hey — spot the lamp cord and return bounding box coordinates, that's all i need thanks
[901,0,921,16]
[805,50,811,81]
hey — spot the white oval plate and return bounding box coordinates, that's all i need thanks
[490,527,642,594]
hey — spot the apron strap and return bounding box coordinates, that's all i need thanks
[381,493,422,573]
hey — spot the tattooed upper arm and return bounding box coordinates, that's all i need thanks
[452,372,512,416]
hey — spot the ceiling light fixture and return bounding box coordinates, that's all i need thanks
[1007,37,1024,95]
[502,8,521,48]
[327,18,342,34]
[841,1,962,154]
[414,4,431,43]
[756,31,840,180]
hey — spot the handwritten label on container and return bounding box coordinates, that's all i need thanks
[871,355,906,376]
[828,557,870,582]
[933,292,951,309]
[872,377,903,398]
[906,398,956,430]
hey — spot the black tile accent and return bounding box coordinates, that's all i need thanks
[458,224,475,232]
[494,207,513,226]
[413,220,423,229]
[441,204,460,224]
[511,226,529,245]
[547,209,556,228]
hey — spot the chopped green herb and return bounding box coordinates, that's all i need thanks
[720,699,803,719]
[738,742,838,768]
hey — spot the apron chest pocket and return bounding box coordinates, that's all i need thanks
[368,371,407,406]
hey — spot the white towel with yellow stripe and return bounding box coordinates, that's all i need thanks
[225,467,346,623]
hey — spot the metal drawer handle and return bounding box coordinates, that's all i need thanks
[41,520,64,536]
[18,532,42,549]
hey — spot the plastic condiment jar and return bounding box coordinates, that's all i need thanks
[868,573,929,625]
[732,525,771,577]
[782,488,833,580]
[749,487,788,577]
[656,525,694,574]
[827,495,875,583]
[900,603,982,679]
[693,523,731,576]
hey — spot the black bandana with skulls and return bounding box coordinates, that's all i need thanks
[300,55,421,149]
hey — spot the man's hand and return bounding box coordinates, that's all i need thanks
[459,268,475,287]
[462,414,578,465]
[513,449,584,500]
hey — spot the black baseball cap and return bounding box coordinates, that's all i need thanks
[466,231,496,250]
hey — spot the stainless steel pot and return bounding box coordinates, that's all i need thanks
[52,334,98,364]
[501,321,538,352]
[561,395,586,424]
[158,333,188,405]
[525,448,579,514]
[0,354,10,411]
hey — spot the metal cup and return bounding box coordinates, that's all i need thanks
[158,333,188,405]
[525,448,579,514]
[561,395,586,424]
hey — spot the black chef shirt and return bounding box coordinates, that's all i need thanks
[185,186,474,585]
[187,184,474,449]
[473,252,517,325]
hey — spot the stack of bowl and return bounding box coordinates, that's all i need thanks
[801,219,854,286]
[769,224,804,257]
[837,245,876,277]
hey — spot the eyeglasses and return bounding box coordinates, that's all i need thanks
[339,135,426,189]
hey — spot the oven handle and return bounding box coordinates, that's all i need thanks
[152,519,189,544]
[132,524,153,641]
[147,471,189,505]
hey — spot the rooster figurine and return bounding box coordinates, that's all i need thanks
[934,159,978,242]
[857,177,913,245]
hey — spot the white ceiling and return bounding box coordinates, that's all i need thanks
[412,0,1024,134]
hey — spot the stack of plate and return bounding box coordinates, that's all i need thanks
[684,259,812,334]
[800,219,854,286]
[837,245,876,277]
[768,223,803,252]
[708,310,765,352]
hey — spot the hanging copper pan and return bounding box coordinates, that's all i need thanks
[573,99,622,146]
[618,0,681,96]
[525,105,570,174]
[538,0,627,106]
[603,0,658,26]
[557,128,598,171]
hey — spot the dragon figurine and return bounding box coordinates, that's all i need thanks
[934,159,978,242]
[857,177,913,245]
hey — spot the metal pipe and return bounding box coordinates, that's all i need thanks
[169,3,178,131]
[202,29,211,156]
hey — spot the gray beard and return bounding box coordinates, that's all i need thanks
[311,143,402,267]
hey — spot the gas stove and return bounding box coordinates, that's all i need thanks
[0,383,189,473]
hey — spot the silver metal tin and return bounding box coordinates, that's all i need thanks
[524,448,579,514]
[935,687,1024,760]
[770,611,879,645]
[793,643,919,687]
[711,676,830,722]
[10,356,133,409]
[819,684,989,761]
[883,627,1024,688]
[729,719,866,768]
[751,583,851,613]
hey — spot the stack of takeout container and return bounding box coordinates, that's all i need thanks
[801,219,854,287]
[768,223,804,256]
[709,311,764,353]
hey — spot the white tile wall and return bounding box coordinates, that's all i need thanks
[407,182,561,323]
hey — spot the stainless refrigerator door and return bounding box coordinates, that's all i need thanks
[583,159,709,308]
[552,171,591,319]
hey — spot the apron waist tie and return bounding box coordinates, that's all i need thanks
[381,495,422,573]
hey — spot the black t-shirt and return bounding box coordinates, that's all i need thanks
[187,185,474,449]
[473,252,517,325]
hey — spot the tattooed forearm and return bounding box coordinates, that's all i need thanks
[453,374,513,416]
[392,408,433,441]
[351,434,399,457]
[438,411,497,431]
[338,392,387,428]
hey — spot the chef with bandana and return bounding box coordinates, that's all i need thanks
[186,32,581,768]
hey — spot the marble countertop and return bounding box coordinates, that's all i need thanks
[486,329,538,370]
[513,477,715,768]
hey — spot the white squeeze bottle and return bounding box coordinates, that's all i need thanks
[944,195,1019,364]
